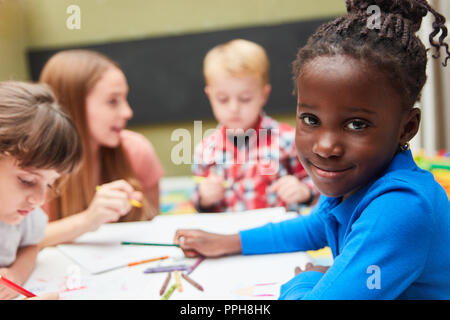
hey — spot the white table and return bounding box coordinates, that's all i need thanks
[24,208,312,300]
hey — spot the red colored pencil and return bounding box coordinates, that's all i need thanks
[159,272,171,296]
[0,275,36,297]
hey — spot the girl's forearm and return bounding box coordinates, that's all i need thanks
[40,212,89,248]
[9,245,39,284]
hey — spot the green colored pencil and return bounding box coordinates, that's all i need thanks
[161,284,177,300]
[121,241,180,247]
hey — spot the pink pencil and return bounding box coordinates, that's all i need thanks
[0,275,36,297]
[186,257,205,275]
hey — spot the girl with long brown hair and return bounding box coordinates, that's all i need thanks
[40,50,164,247]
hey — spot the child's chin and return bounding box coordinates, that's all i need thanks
[101,139,121,148]
[4,214,24,225]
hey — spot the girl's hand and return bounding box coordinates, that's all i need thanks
[269,175,312,204]
[198,174,226,208]
[83,179,143,232]
[174,229,241,258]
[294,262,330,275]
[0,268,20,300]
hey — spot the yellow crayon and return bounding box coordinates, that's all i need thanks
[174,270,183,292]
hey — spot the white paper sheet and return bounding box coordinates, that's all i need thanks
[24,207,312,299]
[57,207,289,274]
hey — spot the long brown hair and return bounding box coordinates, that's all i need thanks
[39,50,151,222]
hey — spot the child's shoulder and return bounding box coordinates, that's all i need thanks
[120,129,152,146]
[361,156,449,222]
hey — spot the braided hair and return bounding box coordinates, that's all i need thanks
[293,0,450,110]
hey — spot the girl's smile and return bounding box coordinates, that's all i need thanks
[308,160,355,181]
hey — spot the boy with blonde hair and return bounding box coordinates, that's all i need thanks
[192,39,316,212]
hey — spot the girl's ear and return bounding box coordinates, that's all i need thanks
[399,107,421,145]
[204,86,210,97]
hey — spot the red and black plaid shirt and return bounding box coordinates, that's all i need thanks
[192,113,316,212]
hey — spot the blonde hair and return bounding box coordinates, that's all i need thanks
[39,50,153,222]
[203,39,270,85]
[0,81,82,174]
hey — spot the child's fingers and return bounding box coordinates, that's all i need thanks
[97,197,131,216]
[174,229,197,246]
[268,175,295,192]
[174,230,203,257]
[96,189,129,202]
[97,206,122,223]
[131,191,143,202]
[0,286,18,300]
[181,248,201,258]
[294,266,302,275]
[101,179,135,196]
[268,178,283,192]
[206,174,224,184]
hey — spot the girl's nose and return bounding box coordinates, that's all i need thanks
[27,190,46,207]
[121,101,133,120]
[312,131,344,158]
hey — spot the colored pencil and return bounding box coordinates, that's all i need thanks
[161,284,177,300]
[95,186,143,208]
[186,257,205,275]
[159,272,171,296]
[174,270,183,292]
[127,255,169,267]
[96,255,169,274]
[181,273,204,292]
[144,265,189,274]
[0,275,36,297]
[121,241,180,247]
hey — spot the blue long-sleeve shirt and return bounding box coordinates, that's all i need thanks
[239,150,450,299]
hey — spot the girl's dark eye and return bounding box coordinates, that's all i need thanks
[299,114,319,126]
[346,120,369,131]
[108,99,118,106]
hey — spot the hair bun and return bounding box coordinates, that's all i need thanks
[346,0,428,31]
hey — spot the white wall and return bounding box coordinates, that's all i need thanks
[413,0,450,154]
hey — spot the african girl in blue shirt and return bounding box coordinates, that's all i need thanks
[174,0,450,299]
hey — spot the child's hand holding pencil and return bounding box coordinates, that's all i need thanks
[83,180,143,232]
[174,229,242,258]
[0,274,59,300]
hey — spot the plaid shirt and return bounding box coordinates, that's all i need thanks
[192,113,316,212]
